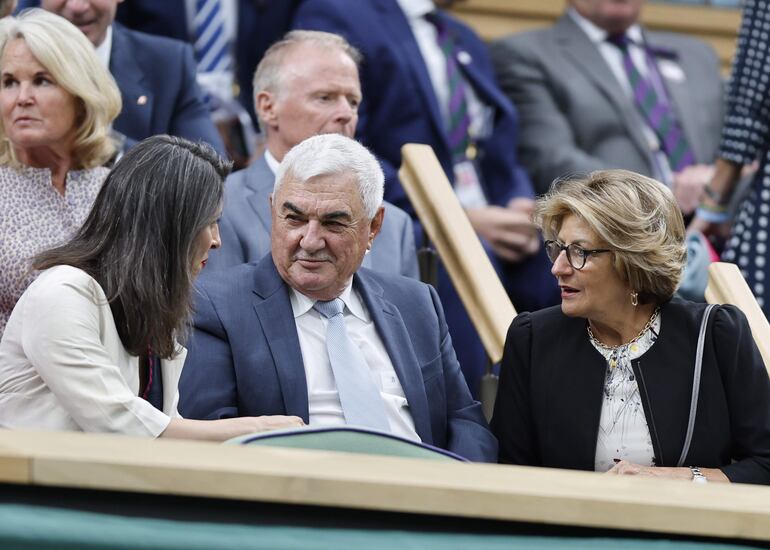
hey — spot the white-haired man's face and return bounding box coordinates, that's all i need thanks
[258,43,361,160]
[270,171,383,301]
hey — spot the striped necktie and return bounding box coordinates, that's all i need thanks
[607,33,695,172]
[193,0,233,76]
[427,13,473,163]
[313,298,390,432]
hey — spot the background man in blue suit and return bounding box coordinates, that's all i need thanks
[113,0,303,128]
[292,0,559,394]
[34,0,225,155]
[206,30,418,278]
[179,134,496,462]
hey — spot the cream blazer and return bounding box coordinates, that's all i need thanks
[0,265,184,436]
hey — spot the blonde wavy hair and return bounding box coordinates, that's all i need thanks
[535,170,687,305]
[0,9,121,168]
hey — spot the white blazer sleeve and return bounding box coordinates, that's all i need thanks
[20,271,171,437]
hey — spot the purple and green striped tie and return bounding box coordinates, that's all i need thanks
[427,13,473,163]
[608,34,695,172]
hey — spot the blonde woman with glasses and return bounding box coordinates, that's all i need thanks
[491,169,770,485]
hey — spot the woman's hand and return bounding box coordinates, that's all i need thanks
[162,415,305,442]
[606,460,729,482]
[227,415,305,434]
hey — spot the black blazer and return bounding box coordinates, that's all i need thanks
[491,297,770,484]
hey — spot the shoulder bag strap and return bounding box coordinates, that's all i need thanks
[676,303,718,467]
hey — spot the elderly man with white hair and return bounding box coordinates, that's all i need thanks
[178,133,496,462]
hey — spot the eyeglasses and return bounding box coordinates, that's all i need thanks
[544,240,611,270]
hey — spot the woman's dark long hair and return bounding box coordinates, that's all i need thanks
[34,135,231,358]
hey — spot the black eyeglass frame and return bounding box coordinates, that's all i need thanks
[544,240,612,270]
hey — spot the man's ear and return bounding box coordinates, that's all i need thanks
[256,91,278,129]
[367,206,385,249]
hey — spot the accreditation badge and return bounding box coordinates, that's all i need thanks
[453,160,487,208]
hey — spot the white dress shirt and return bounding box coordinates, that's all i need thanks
[264,149,280,175]
[94,24,113,69]
[290,284,420,441]
[569,8,675,184]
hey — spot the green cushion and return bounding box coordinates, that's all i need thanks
[225,426,463,462]
[0,503,754,550]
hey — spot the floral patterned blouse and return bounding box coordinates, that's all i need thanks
[0,165,108,336]
[591,313,662,472]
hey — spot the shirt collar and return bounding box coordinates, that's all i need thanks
[567,7,643,46]
[396,0,435,20]
[95,24,113,69]
[264,150,280,175]
[289,281,368,322]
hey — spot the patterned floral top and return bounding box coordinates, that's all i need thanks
[0,165,108,336]
[591,313,662,472]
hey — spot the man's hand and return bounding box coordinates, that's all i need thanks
[673,164,715,216]
[465,197,539,263]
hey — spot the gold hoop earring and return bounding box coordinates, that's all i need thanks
[631,291,639,307]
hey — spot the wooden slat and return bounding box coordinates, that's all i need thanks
[705,262,770,373]
[2,429,770,542]
[399,144,515,364]
[0,443,30,484]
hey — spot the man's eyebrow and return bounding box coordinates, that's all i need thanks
[281,202,305,215]
[322,211,352,221]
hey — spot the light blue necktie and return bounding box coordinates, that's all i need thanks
[313,298,390,432]
[194,0,233,74]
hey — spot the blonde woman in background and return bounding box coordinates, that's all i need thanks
[0,8,120,335]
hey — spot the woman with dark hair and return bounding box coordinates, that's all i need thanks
[0,135,303,440]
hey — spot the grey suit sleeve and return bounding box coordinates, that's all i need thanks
[490,37,605,194]
[396,209,419,280]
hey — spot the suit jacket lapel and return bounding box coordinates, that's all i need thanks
[374,0,446,153]
[243,156,274,237]
[354,270,433,443]
[252,257,309,421]
[110,24,153,139]
[556,15,651,163]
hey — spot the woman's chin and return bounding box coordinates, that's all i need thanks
[560,300,585,318]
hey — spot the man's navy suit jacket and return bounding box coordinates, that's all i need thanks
[178,255,497,462]
[292,0,533,218]
[114,0,302,126]
[205,155,419,279]
[291,0,560,391]
[110,23,225,154]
